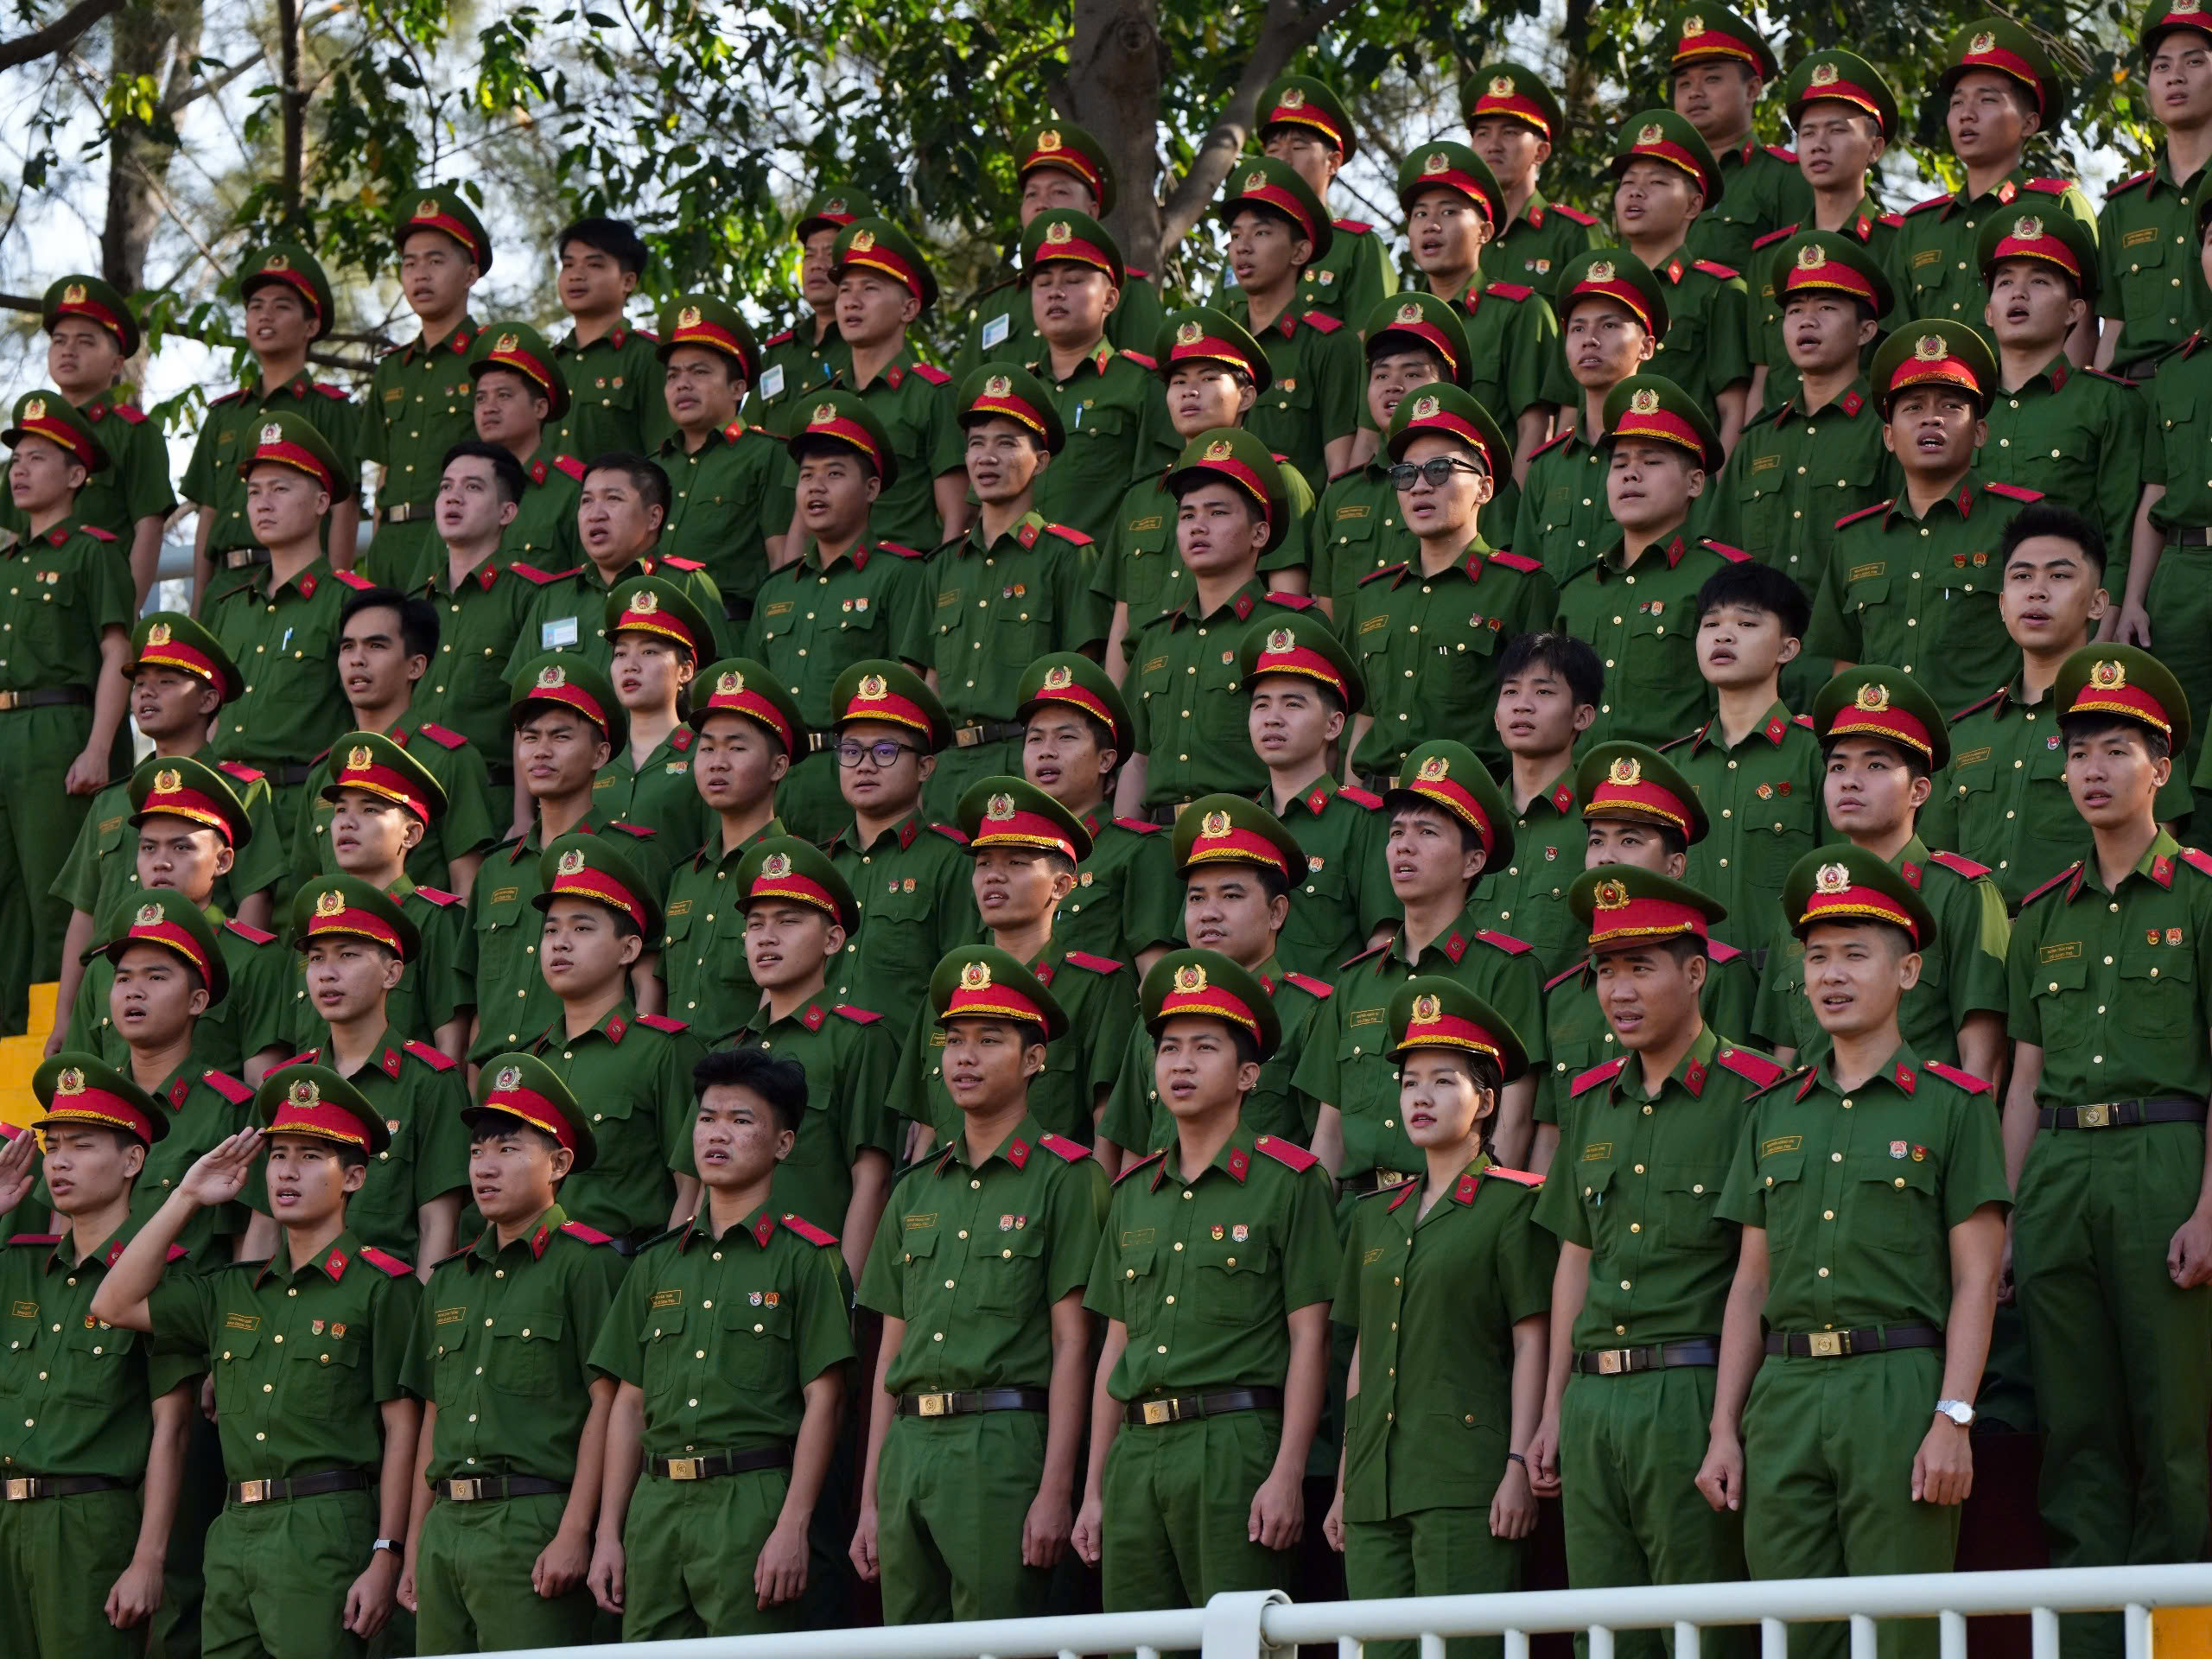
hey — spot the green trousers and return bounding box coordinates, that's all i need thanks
[0,1484,145,1658]
[0,702,95,1032]
[202,1488,375,1659]
[877,1408,1056,1624]
[1560,1367,1746,1659]
[1743,1350,1958,1659]
[1344,1503,1522,1659]
[620,1465,799,1640]
[413,1491,592,1654]
[2013,1122,2212,1659]
[2146,543,2212,779]
[1100,1408,1295,1613]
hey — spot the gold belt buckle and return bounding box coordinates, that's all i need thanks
[448,1478,481,1502]
[238,1479,270,1503]
[918,1393,949,1417]
[2076,1103,2113,1129]
[1596,1349,1626,1376]
[666,1457,703,1481]
[953,726,982,748]
[1808,1332,1846,1358]
[1142,1399,1173,1426]
[3,1478,31,1501]
[1376,1170,1409,1190]
[0,692,18,712]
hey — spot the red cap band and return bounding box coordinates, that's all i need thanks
[299,891,408,957]
[1182,810,1292,877]
[744,853,840,917]
[839,672,932,735]
[547,855,649,934]
[1395,1005,1506,1062]
[1797,874,1923,944]
[518,663,612,734]
[36,1075,157,1146]
[1826,690,1936,762]
[1249,630,1350,704]
[698,669,796,753]
[118,905,219,987]
[1584,877,1713,950]
[329,746,435,821]
[1583,757,1694,836]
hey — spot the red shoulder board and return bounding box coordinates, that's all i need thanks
[202,1070,254,1105]
[1113,816,1162,835]
[1926,849,1993,880]
[879,542,926,560]
[1253,1135,1319,1172]
[1532,429,1577,457]
[634,1013,690,1033]
[1127,267,1153,280]
[1038,1132,1092,1163]
[333,570,374,591]
[510,562,558,585]
[1708,938,1742,963]
[1878,211,1904,228]
[1716,1046,1786,1089]
[930,823,969,844]
[403,887,461,912]
[112,404,148,424]
[165,1243,192,1262]
[357,1245,412,1277]
[1751,225,1798,250]
[1340,939,1392,970]
[1703,539,1752,564]
[2082,365,2137,387]
[1475,929,1531,955]
[1263,592,1316,610]
[607,822,657,840]
[79,524,116,541]
[2179,848,2212,880]
[275,1052,320,1071]
[1554,204,1599,226]
[780,1214,839,1249]
[1571,1057,1627,1096]
[1359,562,1409,586]
[1338,785,1382,809]
[1332,217,1372,234]
[831,1004,882,1024]
[1116,1149,1166,1185]
[1545,958,1591,992]
[763,327,794,346]
[1792,714,1815,729]
[910,363,951,385]
[2024,178,2071,196]
[313,382,349,400]
[216,760,266,786]
[1045,522,1095,546]
[2021,864,2080,906]
[1692,259,1739,281]
[1302,312,1344,333]
[1488,283,1535,301]
[1064,950,1123,975]
[553,455,587,481]
[1488,549,1542,573]
[1764,143,1797,163]
[1923,1059,1993,1095]
[211,387,250,407]
[1283,971,1335,998]
[7,1234,60,1246]
[1984,481,2043,503]
[1120,350,1159,372]
[1834,501,1890,531]
[1951,686,2007,721]
[2108,169,2154,196]
[401,1039,457,1071]
[224,920,276,944]
[558,1220,613,1244]
[1485,1165,1544,1187]
[1905,193,1955,215]
[657,556,706,573]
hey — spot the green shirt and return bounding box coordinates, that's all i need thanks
[0,518,134,692]
[588,1203,854,1458]
[1887,173,2096,328]
[1556,533,1743,748]
[658,817,786,1045]
[1438,275,1560,429]
[749,313,851,439]
[741,538,933,731]
[1717,1043,2010,1331]
[0,399,174,549]
[825,810,980,1033]
[547,323,676,461]
[2004,830,2212,1106]
[531,1001,708,1242]
[1712,379,1896,604]
[1054,811,1181,966]
[1268,778,1393,981]
[145,1230,421,1479]
[493,454,583,579]
[1514,424,1615,585]
[1466,774,1585,978]
[1289,219,1398,326]
[2137,329,2212,531]
[358,318,480,518]
[72,909,292,1076]
[410,557,550,760]
[656,420,787,609]
[1669,703,1826,925]
[2095,158,2209,370]
[791,346,959,553]
[271,1036,473,1259]
[1127,584,1313,809]
[1531,1023,1783,1350]
[1685,138,1814,275]
[1222,300,1363,495]
[1743,207,1902,418]
[594,725,710,859]
[291,720,500,897]
[1335,1156,1554,1521]
[1028,344,1179,543]
[51,750,288,923]
[510,553,730,683]
[1534,947,1761,1127]
[1978,353,2148,601]
[183,372,359,556]
[728,994,902,1233]
[204,558,364,772]
[951,270,1170,387]
[119,1057,263,1266]
[857,1116,1108,1393]
[281,879,476,1052]
[1557,252,1751,414]
[925,512,1110,727]
[1084,1124,1340,1399]
[404,1204,631,1482]
[1096,465,1313,634]
[1482,194,1605,300]
[1312,461,1408,619]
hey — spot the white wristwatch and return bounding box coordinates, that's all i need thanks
[372,1537,402,1558]
[1934,1399,1976,1427]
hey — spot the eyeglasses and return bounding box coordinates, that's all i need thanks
[1388,457,1488,489]
[835,738,922,768]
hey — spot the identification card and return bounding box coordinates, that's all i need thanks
[759,365,785,402]
[980,313,1011,350]
[543,615,581,648]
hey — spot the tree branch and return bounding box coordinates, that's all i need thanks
[0,0,127,71]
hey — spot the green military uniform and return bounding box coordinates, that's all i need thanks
[856,950,1109,1623]
[1404,235,1560,454]
[1659,9,1811,272]
[1243,76,1396,327]
[588,576,715,853]
[652,296,785,612]
[587,1202,854,1638]
[2097,167,2206,375]
[291,719,498,899]
[2003,647,2212,1656]
[508,549,728,686]
[467,321,583,572]
[272,1037,469,1261]
[410,556,551,762]
[1671,703,1826,924]
[1464,68,1605,299]
[1313,457,1412,617]
[1746,209,1903,417]
[283,874,473,1053]
[1469,773,1584,979]
[749,187,870,435]
[548,318,672,461]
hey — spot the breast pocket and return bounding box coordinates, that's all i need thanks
[1743,818,1812,893]
[1656,1163,1729,1249]
[2117,238,2171,326]
[474,893,532,979]
[1325,507,1385,602]
[639,1308,689,1408]
[1846,573,1891,616]
[1113,1240,1160,1339]
[1575,1160,1618,1232]
[1427,617,1503,715]
[1196,640,1248,743]
[59,1317,137,1405]
[660,903,696,962]
[213,1330,262,1418]
[289,1331,364,1420]
[2029,946,2089,1054]
[992,588,1051,669]
[492,1314,566,1397]
[1753,1148,1811,1276]
[1623,607,1692,694]
[897,1224,941,1305]
[1853,1154,1940,1255]
[2117,931,2195,1039]
[723,1297,792,1386]
[976,1223,1047,1314]
[1736,467,1786,564]
[1193,1232,1274,1325]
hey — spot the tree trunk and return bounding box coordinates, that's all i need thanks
[99,0,202,295]
[1068,0,1166,273]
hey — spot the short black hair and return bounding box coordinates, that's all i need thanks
[1185,860,1292,905]
[557,216,649,276]
[339,586,439,662]
[1497,631,1604,709]
[334,1144,370,1173]
[442,439,529,505]
[1999,499,2106,578]
[1230,1027,1264,1069]
[1656,933,1709,969]
[693,1047,808,1135]
[1396,1049,1505,1152]
[2058,712,2171,764]
[584,452,672,521]
[1694,561,1811,640]
[1824,728,1933,783]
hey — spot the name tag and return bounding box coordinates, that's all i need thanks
[1581,1142,1612,1161]
[490,887,519,906]
[99,815,124,836]
[1848,563,1885,582]
[225,1312,261,1332]
[650,1288,683,1310]
[1911,248,1942,269]
[1120,1228,1155,1247]
[1142,656,1169,676]
[981,313,1011,350]
[1761,1135,1802,1156]
[1954,747,1991,768]
[1357,613,1389,635]
[1751,453,1780,473]
[2038,940,2083,963]
[435,1306,466,1326]
[1336,504,1370,521]
[937,589,961,607]
[1349,1006,1386,1027]
[758,364,785,401]
[905,1214,938,1231]
[10,1300,35,1319]
[763,601,794,618]
[2124,226,2158,248]
[1362,1247,1384,1264]
[1128,515,1162,533]
[666,898,690,917]
[542,615,580,649]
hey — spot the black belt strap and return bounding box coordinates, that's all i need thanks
[1574,1338,1719,1376]
[0,686,92,713]
[432,1473,569,1502]
[950,720,1026,748]
[265,760,319,786]
[2039,1098,2207,1131]
[228,1469,371,1504]
[220,546,272,569]
[1765,1322,1942,1359]
[2165,527,2212,550]
[1124,1386,1284,1427]
[2,1473,133,1501]
[895,1388,1049,1418]
[647,1445,794,1481]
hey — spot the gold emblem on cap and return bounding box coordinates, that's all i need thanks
[496,332,520,353]
[260,422,283,444]
[1177,319,1204,345]
[1173,963,1209,993]
[1593,877,1631,910]
[1416,753,1451,782]
[265,251,290,271]
[61,282,90,307]
[1412,393,1441,420]
[1045,219,1073,244]
[1411,993,1442,1022]
[761,851,792,878]
[1204,438,1234,461]
[1682,14,1704,35]
[23,396,47,421]
[1036,129,1062,151]
[1796,242,1826,270]
[315,888,346,918]
[2015,214,2044,239]
[825,196,847,213]
[134,902,162,926]
[1588,259,1616,283]
[1630,386,1660,415]
[1042,664,1074,691]
[961,959,993,990]
[1970,29,1995,53]
[1422,151,1449,175]
[857,672,888,701]
[2180,0,2203,13]
[1396,300,1425,324]
[1489,73,1515,95]
[1638,121,1665,145]
[1243,168,1268,192]
[145,621,171,648]
[347,744,372,771]
[1815,861,1853,895]
[289,1077,320,1106]
[677,305,702,328]
[495,1065,521,1091]
[810,402,837,427]
[557,848,588,876]
[1914,334,1947,361]
[2091,658,2127,690]
[153,768,182,794]
[536,664,566,690]
[987,792,1017,821]
[1854,682,1891,713]
[1281,86,1306,108]
[56,1067,85,1096]
[1809,60,1840,85]
[1265,626,1295,654]
[1201,809,1232,837]
[715,669,743,695]
[630,589,660,615]
[416,198,439,218]
[984,374,1012,397]
[1608,755,1643,786]
[851,228,876,253]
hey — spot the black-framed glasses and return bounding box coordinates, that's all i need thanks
[1388,457,1487,489]
[835,738,922,768]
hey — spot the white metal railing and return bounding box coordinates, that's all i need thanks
[465,1563,2212,1658]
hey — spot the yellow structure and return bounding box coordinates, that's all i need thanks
[0,982,58,1130]
[2157,1606,2212,1656]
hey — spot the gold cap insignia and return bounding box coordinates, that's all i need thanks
[629,589,660,614]
[144,621,171,648]
[1045,219,1073,244]
[536,664,567,690]
[1204,438,1234,461]
[56,1067,85,1096]
[1412,394,1442,419]
[1914,334,1948,361]
[986,792,1017,821]
[1683,15,1705,35]
[1608,755,1643,785]
[496,332,520,353]
[1036,129,1062,151]
[984,374,1012,397]
[347,744,372,771]
[1281,86,1307,108]
[677,305,702,329]
[715,670,743,695]
[1042,664,1074,690]
[1853,682,1891,712]
[1587,259,1616,283]
[823,195,847,214]
[23,397,47,421]
[556,848,588,876]
[1593,877,1630,909]
[495,1065,521,1090]
[1396,300,1425,324]
[1422,151,1450,175]
[264,251,291,271]
[1173,963,1208,993]
[1796,242,1826,270]
[1810,60,1840,85]
[134,902,162,926]
[2014,214,2044,239]
[810,402,838,427]
[2180,0,2203,13]
[1176,319,1205,345]
[1638,121,1666,145]
[1970,29,1996,54]
[315,888,346,918]
[1815,861,1853,895]
[1265,626,1295,654]
[960,959,993,990]
[857,672,888,701]
[153,768,182,794]
[1489,74,1515,95]
[850,228,876,253]
[289,1077,321,1106]
[1201,809,1232,837]
[761,852,793,880]
[1416,754,1451,782]
[1411,993,1442,1022]
[1243,169,1269,192]
[1630,386,1661,415]
[260,423,284,444]
[62,283,88,305]
[2091,658,2127,690]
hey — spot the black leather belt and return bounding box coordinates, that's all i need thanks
[647,1445,793,1481]
[1575,1338,1719,1376]
[2165,527,2212,549]
[228,1469,370,1505]
[1124,1387,1283,1427]
[220,546,272,569]
[2040,1097,2208,1131]
[266,761,319,786]
[382,501,436,525]
[950,720,1025,749]
[2118,357,2165,382]
[433,1473,569,1502]
[896,1388,1048,1418]
[1346,1169,1416,1196]
[3,1473,132,1501]
[0,686,92,713]
[1765,1322,1942,1359]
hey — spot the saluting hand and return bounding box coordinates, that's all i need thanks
[0,1128,38,1218]
[178,1128,264,1209]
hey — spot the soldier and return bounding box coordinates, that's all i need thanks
[467,321,583,576]
[753,185,871,437]
[1700,851,2007,1659]
[1216,156,1363,491]
[1522,867,1782,1658]
[93,1070,424,1659]
[2001,645,2212,1659]
[741,391,933,842]
[594,575,712,853]
[1888,21,2096,346]
[204,411,375,861]
[727,836,899,1281]
[1343,384,1556,781]
[397,1056,626,1654]
[0,1058,199,1659]
[1465,64,1605,301]
[849,947,1109,1621]
[279,874,470,1267]
[1666,5,1810,273]
[584,1048,853,1639]
[1514,251,1668,582]
[1470,632,1604,977]
[1013,652,1179,969]
[1325,982,1553,1659]
[1116,428,1317,816]
[1556,372,1751,747]
[187,244,360,598]
[361,188,492,588]
[1751,669,2010,1074]
[1235,74,1395,326]
[547,215,671,461]
[653,295,785,618]
[1293,740,1548,1174]
[820,661,978,1032]
[659,659,804,1044]
[529,832,705,1246]
[1071,949,1339,1610]
[922,363,1111,813]
[1806,320,2045,718]
[1242,613,1390,979]
[2094,4,2212,378]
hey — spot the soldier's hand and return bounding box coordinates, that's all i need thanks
[1071,1494,1105,1567]
[105,1554,165,1628]
[1021,1486,1073,1569]
[1997,1225,2016,1306]
[1248,1468,1303,1552]
[65,746,107,797]
[1491,1459,1539,1540]
[1524,1414,1562,1498]
[344,1552,398,1637]
[2117,602,2153,649]
[1322,1487,1346,1554]
[533,1524,592,1599]
[0,1128,37,1217]
[1911,1418,1973,1505]
[2167,1207,2212,1288]
[179,1129,264,1208]
[397,1560,417,1615]
[1694,1431,1744,1513]
[588,1536,625,1614]
[849,1503,881,1582]
[754,1515,809,1609]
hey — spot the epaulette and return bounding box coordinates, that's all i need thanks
[634,1013,690,1033]
[1489,282,1535,301]
[1692,259,1739,281]
[1282,971,1335,998]
[1532,429,1578,457]
[357,1245,412,1277]
[553,455,587,481]
[559,1219,615,1245]
[430,1243,474,1268]
[1703,539,1752,563]
[635,1227,684,1254]
[1984,481,2042,503]
[202,1070,254,1104]
[1359,562,1408,585]
[224,919,276,944]
[80,524,116,541]
[1923,1059,1993,1095]
[414,885,463,906]
[2023,177,2072,196]
[1121,350,1158,372]
[1340,938,1392,969]
[931,823,969,843]
[1553,204,1599,225]
[1485,1165,1544,1187]
[607,822,658,840]
[1264,592,1316,610]
[1834,501,1891,530]
[1338,785,1382,809]
[1792,714,1814,728]
[1332,217,1372,234]
[911,363,951,385]
[216,760,266,785]
[783,1212,840,1246]
[1064,950,1123,975]
[510,562,557,585]
[1488,549,1542,573]
[1302,312,1344,333]
[2107,169,2155,197]
[165,1243,191,1262]
[2180,847,2212,881]
[1127,266,1153,280]
[1253,1135,1319,1171]
[210,386,251,407]
[1045,523,1095,546]
[1764,143,1797,163]
[334,569,374,590]
[1355,1179,1405,1200]
[1716,1046,1786,1089]
[831,1003,881,1024]
[1113,816,1162,834]
[658,555,706,573]
[401,1039,457,1071]
[111,404,148,424]
[1951,685,2007,721]
[1037,1132,1092,1163]
[763,327,794,346]
[1758,1064,1815,1101]
[1708,938,1742,963]
[1658,730,1695,752]
[2082,365,2137,387]
[6,1234,60,1247]
[1475,929,1532,955]
[1545,957,1591,992]
[2021,863,2080,906]
[313,383,349,400]
[1571,1056,1628,1096]
[275,1052,319,1071]
[1878,211,1904,228]
[1751,225,1797,250]
[879,542,926,560]
[1926,849,1993,880]
[1116,1149,1166,1185]
[1905,193,1955,216]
